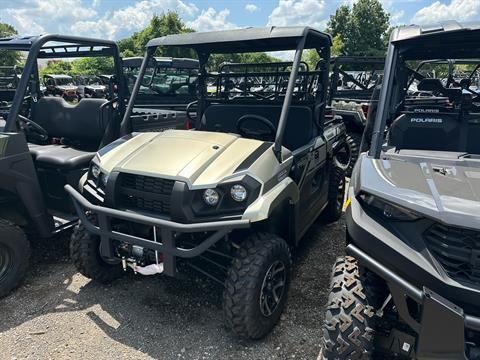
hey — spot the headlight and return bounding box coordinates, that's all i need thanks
[358,193,422,221]
[91,164,101,178]
[100,172,109,187]
[230,184,247,202]
[203,188,219,206]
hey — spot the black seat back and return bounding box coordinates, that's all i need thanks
[388,111,461,151]
[202,104,315,151]
[466,115,480,154]
[32,97,108,149]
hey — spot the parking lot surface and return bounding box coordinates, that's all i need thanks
[0,218,344,360]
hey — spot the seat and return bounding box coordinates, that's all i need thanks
[388,111,461,152]
[28,97,108,170]
[202,104,315,151]
[32,97,108,149]
[466,114,480,154]
[29,144,94,170]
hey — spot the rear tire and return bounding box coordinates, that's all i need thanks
[321,165,346,223]
[335,132,362,177]
[223,233,291,339]
[70,220,124,284]
[0,219,30,298]
[320,256,377,359]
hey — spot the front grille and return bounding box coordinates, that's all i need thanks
[118,173,175,216]
[121,173,175,195]
[425,223,480,285]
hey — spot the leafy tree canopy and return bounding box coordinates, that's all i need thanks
[0,22,22,66]
[118,12,194,58]
[326,0,390,56]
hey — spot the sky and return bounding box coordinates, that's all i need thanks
[1,0,480,41]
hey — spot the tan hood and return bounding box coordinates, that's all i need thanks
[99,130,269,186]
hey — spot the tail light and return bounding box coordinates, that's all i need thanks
[361,104,369,118]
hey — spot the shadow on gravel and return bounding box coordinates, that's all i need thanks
[0,217,345,359]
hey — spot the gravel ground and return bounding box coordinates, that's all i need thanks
[0,218,345,360]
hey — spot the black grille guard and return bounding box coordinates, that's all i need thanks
[65,185,250,277]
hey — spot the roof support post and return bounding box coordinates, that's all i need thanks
[273,35,307,162]
[369,42,398,158]
[120,47,155,135]
[196,52,210,129]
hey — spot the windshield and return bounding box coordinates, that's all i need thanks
[372,45,480,156]
[54,77,74,86]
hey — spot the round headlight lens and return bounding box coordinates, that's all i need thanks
[230,184,247,202]
[203,188,219,206]
[91,164,101,178]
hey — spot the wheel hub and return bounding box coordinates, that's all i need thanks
[260,260,286,317]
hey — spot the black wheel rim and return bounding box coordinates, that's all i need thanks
[334,143,351,170]
[260,260,286,317]
[0,244,13,283]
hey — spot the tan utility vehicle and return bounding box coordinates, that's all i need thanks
[66,27,346,339]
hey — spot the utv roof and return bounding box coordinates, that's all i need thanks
[43,74,73,79]
[330,56,385,64]
[0,34,119,58]
[122,56,199,69]
[390,21,480,59]
[147,26,332,53]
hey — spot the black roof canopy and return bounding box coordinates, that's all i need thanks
[0,34,118,58]
[391,21,480,60]
[122,56,199,69]
[147,26,331,53]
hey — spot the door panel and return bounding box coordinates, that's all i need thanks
[293,136,328,235]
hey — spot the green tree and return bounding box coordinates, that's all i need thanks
[209,52,279,70]
[118,12,195,58]
[327,5,350,51]
[117,37,136,58]
[39,60,72,78]
[70,57,114,75]
[0,22,22,66]
[326,0,390,56]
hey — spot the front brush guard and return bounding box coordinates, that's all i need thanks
[65,185,250,277]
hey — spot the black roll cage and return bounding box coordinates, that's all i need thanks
[121,27,332,161]
[327,56,385,105]
[0,34,126,133]
[414,58,480,88]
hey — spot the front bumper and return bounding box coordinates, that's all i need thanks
[65,185,250,277]
[346,196,480,359]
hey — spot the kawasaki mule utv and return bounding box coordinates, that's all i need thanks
[321,21,480,359]
[66,26,347,339]
[327,56,385,176]
[74,74,107,99]
[43,74,79,101]
[0,34,126,297]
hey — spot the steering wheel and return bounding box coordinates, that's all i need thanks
[186,100,197,123]
[236,114,276,141]
[17,114,49,142]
